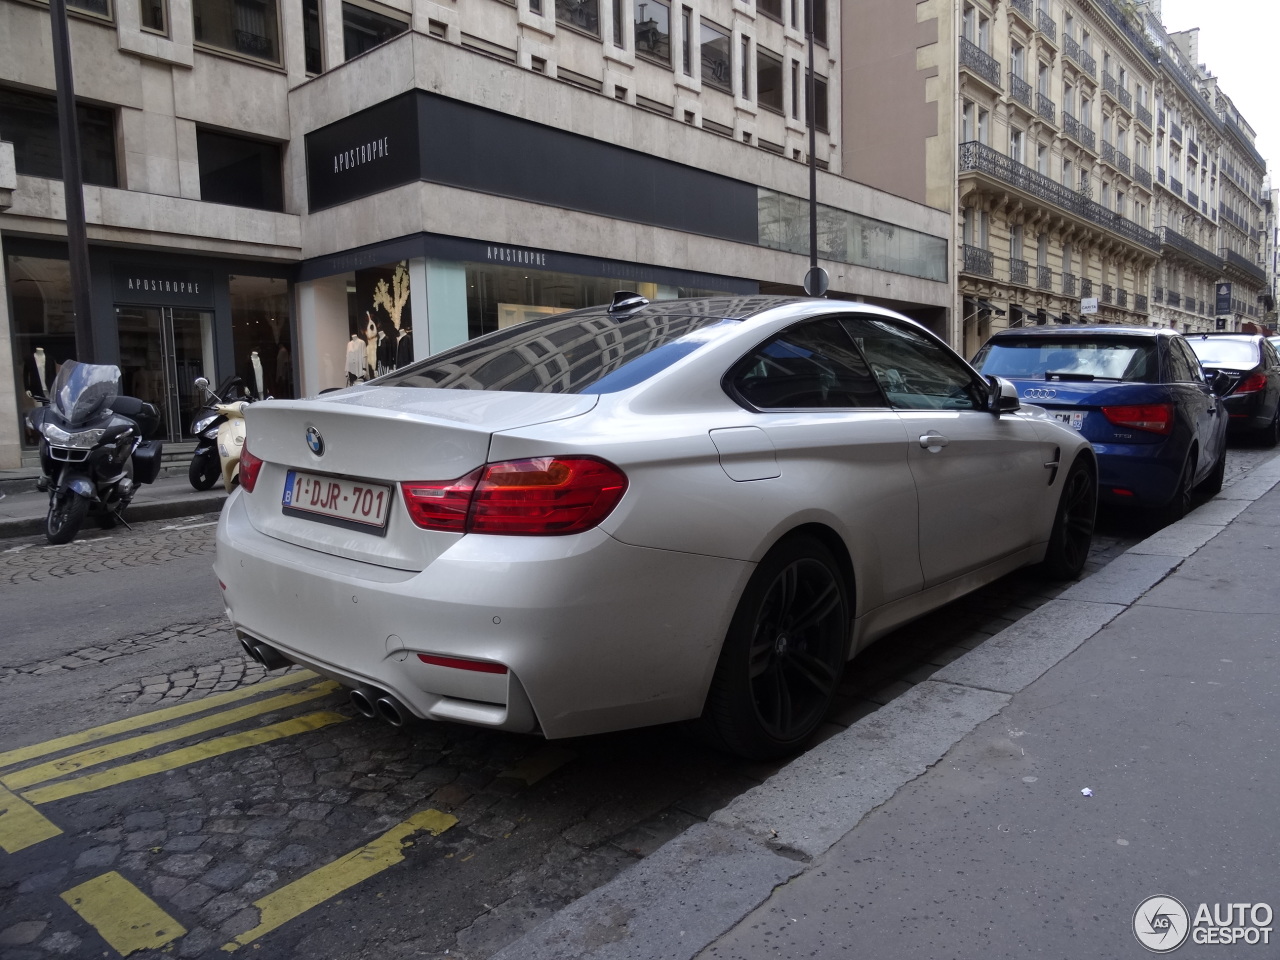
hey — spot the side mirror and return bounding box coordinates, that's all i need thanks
[986,375,1021,414]
[193,377,209,390]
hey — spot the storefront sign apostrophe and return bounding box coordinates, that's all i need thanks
[122,277,201,294]
[485,246,548,267]
[333,137,390,174]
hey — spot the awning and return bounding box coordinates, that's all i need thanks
[973,298,1006,315]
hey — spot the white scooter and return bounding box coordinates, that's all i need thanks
[215,399,250,490]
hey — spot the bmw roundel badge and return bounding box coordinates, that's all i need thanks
[305,426,325,456]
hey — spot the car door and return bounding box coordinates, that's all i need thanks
[841,315,1055,587]
[1167,336,1222,480]
[725,317,923,608]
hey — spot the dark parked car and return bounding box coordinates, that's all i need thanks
[1187,333,1280,446]
[975,326,1227,523]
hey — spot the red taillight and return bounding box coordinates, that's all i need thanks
[417,654,509,674]
[401,457,628,536]
[239,441,264,492]
[1235,373,1267,393]
[1101,403,1174,435]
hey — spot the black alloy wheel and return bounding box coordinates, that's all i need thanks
[189,453,220,491]
[1261,408,1280,449]
[705,537,849,759]
[46,491,89,545]
[1040,459,1097,580]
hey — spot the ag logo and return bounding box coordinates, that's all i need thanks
[1134,896,1190,952]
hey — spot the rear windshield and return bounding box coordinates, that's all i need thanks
[1186,337,1260,365]
[976,337,1158,383]
[378,309,741,394]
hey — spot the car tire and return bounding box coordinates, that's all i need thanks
[1153,450,1196,529]
[1039,458,1097,581]
[1260,409,1280,449]
[46,491,89,545]
[703,536,849,760]
[1197,445,1227,498]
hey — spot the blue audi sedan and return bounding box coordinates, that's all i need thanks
[974,326,1227,524]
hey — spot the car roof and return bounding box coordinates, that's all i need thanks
[1186,332,1264,341]
[986,324,1171,339]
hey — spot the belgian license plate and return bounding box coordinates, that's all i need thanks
[282,470,392,533]
[1053,411,1085,431]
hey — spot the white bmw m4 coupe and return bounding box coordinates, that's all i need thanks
[216,295,1097,758]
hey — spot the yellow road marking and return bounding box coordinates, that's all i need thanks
[3,682,339,790]
[499,745,576,785]
[0,784,62,853]
[0,669,318,771]
[61,871,187,956]
[22,711,348,805]
[223,808,457,951]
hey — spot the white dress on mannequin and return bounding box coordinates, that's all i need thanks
[345,335,366,380]
[33,348,49,395]
[250,351,264,399]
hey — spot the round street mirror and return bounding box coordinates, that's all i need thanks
[803,266,829,297]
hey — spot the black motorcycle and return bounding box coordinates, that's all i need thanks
[188,375,249,491]
[27,361,163,544]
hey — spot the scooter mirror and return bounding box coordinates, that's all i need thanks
[194,377,210,391]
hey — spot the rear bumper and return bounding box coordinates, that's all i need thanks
[215,491,752,739]
[1093,444,1184,507]
[1223,393,1271,433]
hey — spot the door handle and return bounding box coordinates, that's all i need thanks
[919,433,949,450]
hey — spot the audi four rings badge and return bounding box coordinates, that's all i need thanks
[1023,388,1057,400]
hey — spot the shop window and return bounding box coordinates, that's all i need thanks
[342,1,409,59]
[196,129,283,212]
[230,275,293,399]
[701,21,731,92]
[193,0,282,63]
[303,0,323,73]
[635,0,671,64]
[556,0,599,35]
[141,0,167,33]
[757,0,781,21]
[6,255,77,449]
[757,48,783,114]
[0,87,118,187]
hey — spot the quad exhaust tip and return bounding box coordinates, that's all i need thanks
[349,688,377,719]
[349,687,408,727]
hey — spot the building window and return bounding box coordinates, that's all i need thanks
[635,0,670,62]
[1063,158,1073,188]
[142,0,168,33]
[1009,127,1024,165]
[0,87,118,187]
[977,106,989,145]
[1037,61,1050,97]
[193,0,282,63]
[681,7,692,73]
[740,35,750,97]
[557,0,599,34]
[757,48,783,113]
[790,59,799,118]
[808,73,828,132]
[1010,42,1024,79]
[342,2,408,59]
[612,0,623,43]
[196,129,283,212]
[810,0,826,45]
[1011,223,1023,260]
[1036,143,1048,175]
[758,0,781,21]
[67,0,112,18]
[962,99,974,142]
[303,0,323,73]
[696,20,727,86]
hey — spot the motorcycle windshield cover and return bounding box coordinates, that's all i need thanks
[50,361,122,426]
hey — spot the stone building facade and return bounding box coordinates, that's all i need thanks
[0,0,952,468]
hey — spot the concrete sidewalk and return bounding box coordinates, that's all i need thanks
[495,453,1280,960]
[0,472,226,538]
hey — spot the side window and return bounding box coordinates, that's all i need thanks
[729,318,885,409]
[841,317,984,411]
[1172,339,1203,383]
[1165,339,1193,382]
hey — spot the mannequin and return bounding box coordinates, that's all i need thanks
[33,347,49,396]
[364,313,378,377]
[346,334,365,384]
[250,350,265,400]
[396,327,413,368]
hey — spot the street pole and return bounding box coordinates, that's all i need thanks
[806,0,817,278]
[49,0,96,362]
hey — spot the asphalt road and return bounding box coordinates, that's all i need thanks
[0,443,1273,960]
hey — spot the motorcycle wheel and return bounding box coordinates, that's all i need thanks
[189,453,219,491]
[46,491,89,545]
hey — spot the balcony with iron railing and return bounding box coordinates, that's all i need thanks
[1037,264,1053,290]
[1102,71,1118,99]
[958,142,1160,251]
[1187,188,1198,208]
[1170,122,1182,142]
[1158,226,1221,271]
[1136,103,1152,129]
[1187,140,1198,160]
[1116,151,1130,176]
[1154,286,1163,302]
[1095,0,1160,67]
[1101,284,1113,304]
[1221,247,1267,284]
[1009,73,1032,108]
[1169,175,1182,196]
[961,38,1002,89]
[1036,93,1055,123]
[1037,9,1057,42]
[1062,273,1077,297]
[1009,0,1033,23]
[1134,164,1152,189]
[1081,279,1093,298]
[1062,35,1096,77]
[963,244,994,277]
[1010,258,1029,285]
[1101,141,1115,165]
[1135,293,1148,312]
[1117,288,1128,309]
[1157,108,1165,128]
[1063,113,1095,150]
[1118,87,1132,112]
[1157,166,1166,184]
[1166,289,1181,307]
